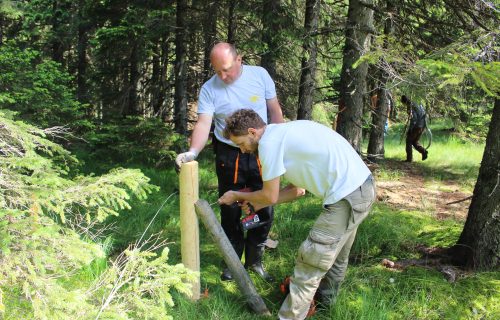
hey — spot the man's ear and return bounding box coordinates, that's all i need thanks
[248,127,257,136]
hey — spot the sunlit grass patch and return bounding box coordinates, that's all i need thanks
[323,265,499,320]
[352,204,461,263]
[376,166,407,181]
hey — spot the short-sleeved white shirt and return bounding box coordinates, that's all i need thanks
[258,120,372,205]
[197,65,276,147]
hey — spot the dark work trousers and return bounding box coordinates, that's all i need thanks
[406,126,426,161]
[214,138,274,260]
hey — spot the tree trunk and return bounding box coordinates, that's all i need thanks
[151,34,170,120]
[187,0,203,99]
[261,0,281,80]
[50,1,64,64]
[0,13,4,45]
[174,0,188,134]
[367,0,394,162]
[451,98,500,270]
[227,0,237,43]
[76,3,89,106]
[125,42,140,116]
[336,0,374,152]
[297,0,320,120]
[203,0,218,82]
[151,43,161,116]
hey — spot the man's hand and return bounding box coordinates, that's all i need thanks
[241,201,266,214]
[218,190,238,205]
[175,151,197,172]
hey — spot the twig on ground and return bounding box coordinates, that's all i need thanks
[446,195,472,205]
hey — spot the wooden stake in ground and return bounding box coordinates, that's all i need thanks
[194,199,271,316]
[179,161,200,300]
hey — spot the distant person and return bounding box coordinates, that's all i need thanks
[175,42,283,282]
[401,95,428,162]
[218,109,376,320]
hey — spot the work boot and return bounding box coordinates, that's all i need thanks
[422,149,428,161]
[245,245,274,282]
[220,268,233,281]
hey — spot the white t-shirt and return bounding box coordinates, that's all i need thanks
[259,120,372,205]
[197,65,277,147]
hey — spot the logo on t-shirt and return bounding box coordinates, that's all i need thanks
[249,95,260,103]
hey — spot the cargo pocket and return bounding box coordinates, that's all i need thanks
[346,179,375,229]
[297,229,341,271]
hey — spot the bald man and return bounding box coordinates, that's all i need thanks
[175,42,283,281]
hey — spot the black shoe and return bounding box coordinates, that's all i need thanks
[220,268,233,281]
[422,150,428,161]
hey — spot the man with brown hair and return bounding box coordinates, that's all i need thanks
[219,109,376,320]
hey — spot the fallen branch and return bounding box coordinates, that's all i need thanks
[446,195,472,205]
[381,258,461,282]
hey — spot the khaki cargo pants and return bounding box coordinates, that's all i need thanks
[279,176,376,320]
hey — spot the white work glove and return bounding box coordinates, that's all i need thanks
[175,150,197,172]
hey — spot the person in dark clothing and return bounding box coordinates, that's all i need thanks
[401,95,428,162]
[175,42,283,281]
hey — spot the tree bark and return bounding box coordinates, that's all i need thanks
[174,0,188,134]
[0,13,4,45]
[50,1,64,64]
[126,42,140,116]
[261,0,281,80]
[336,0,374,152]
[151,35,170,120]
[367,0,394,162]
[187,0,203,99]
[227,0,238,43]
[297,0,320,120]
[203,0,218,82]
[451,98,500,270]
[76,1,90,105]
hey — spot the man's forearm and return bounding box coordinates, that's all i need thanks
[233,184,305,207]
[277,184,306,204]
[189,115,212,155]
[267,97,284,124]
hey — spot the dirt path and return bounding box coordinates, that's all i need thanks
[371,160,472,220]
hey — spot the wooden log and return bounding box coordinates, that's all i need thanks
[179,161,200,300]
[194,199,271,316]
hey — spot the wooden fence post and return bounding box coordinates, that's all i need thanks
[179,161,200,300]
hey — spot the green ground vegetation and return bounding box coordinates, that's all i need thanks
[2,119,498,319]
